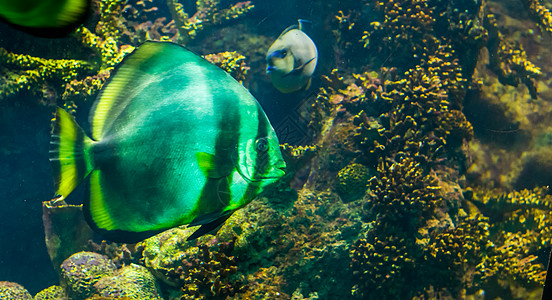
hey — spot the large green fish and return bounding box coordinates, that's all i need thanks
[50,41,286,243]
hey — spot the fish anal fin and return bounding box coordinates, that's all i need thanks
[187,211,234,241]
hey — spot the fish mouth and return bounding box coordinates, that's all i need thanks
[236,163,286,183]
[266,66,276,73]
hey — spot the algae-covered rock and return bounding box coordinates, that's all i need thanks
[93,264,162,300]
[34,285,66,300]
[60,252,116,300]
[335,163,372,202]
[0,281,32,299]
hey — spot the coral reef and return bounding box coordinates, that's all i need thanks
[3,0,552,298]
[136,224,245,299]
[0,281,32,300]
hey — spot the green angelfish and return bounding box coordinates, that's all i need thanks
[50,41,286,243]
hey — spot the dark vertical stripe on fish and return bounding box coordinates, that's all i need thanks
[196,90,242,214]
[242,104,269,199]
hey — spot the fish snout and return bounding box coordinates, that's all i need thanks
[266,66,277,73]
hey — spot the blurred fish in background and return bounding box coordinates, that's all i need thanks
[266,19,318,93]
[0,0,90,38]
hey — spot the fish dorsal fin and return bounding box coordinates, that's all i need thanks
[277,24,299,40]
[278,19,312,38]
[297,19,312,31]
[90,42,205,140]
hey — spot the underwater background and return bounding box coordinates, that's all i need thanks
[1,0,552,299]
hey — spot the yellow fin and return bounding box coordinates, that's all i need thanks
[196,152,221,178]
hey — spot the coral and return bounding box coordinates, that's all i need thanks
[136,221,246,294]
[34,285,66,300]
[176,240,242,299]
[59,252,116,300]
[350,235,416,299]
[522,0,552,34]
[368,157,441,233]
[0,47,93,102]
[0,282,32,300]
[203,51,249,83]
[233,267,288,300]
[362,0,436,67]
[167,0,254,45]
[93,264,163,300]
[485,13,541,99]
[316,50,472,172]
[335,163,371,202]
[136,227,245,299]
[465,188,552,290]
[87,240,136,269]
[422,213,494,293]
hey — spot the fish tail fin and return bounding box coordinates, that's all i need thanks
[49,107,94,199]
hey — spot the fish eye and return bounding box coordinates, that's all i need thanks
[280,50,287,57]
[255,138,269,152]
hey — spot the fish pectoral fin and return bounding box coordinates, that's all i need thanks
[283,57,316,78]
[196,152,231,179]
[187,211,234,241]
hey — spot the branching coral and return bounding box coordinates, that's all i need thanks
[485,14,541,99]
[362,0,436,67]
[369,157,441,232]
[87,240,136,269]
[465,188,552,290]
[167,0,254,45]
[0,47,93,102]
[522,0,552,34]
[351,234,415,298]
[177,239,243,299]
[203,51,249,83]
